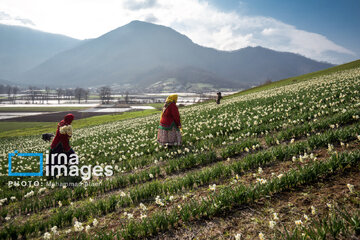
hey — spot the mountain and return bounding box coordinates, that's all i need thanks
[15,21,334,91]
[0,78,13,85]
[0,24,80,81]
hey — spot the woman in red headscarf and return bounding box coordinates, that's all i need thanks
[49,113,75,178]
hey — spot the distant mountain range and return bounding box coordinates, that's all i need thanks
[0,24,80,81]
[1,21,334,92]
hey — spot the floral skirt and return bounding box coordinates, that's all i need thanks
[157,128,182,146]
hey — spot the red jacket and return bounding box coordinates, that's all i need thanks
[159,103,181,130]
[51,114,74,152]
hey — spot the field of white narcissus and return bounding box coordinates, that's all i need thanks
[0,66,359,239]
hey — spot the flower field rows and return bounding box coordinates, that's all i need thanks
[0,66,359,239]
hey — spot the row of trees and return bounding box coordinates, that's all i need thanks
[1,85,134,105]
[0,85,20,103]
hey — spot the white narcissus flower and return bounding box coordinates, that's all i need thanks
[235,233,242,240]
[140,203,147,211]
[256,178,267,184]
[273,213,279,221]
[209,184,216,191]
[269,220,276,229]
[93,218,98,227]
[347,183,355,193]
[155,196,164,206]
[311,206,316,215]
[74,221,84,232]
[295,220,303,226]
[43,232,51,240]
[259,232,265,240]
[51,226,58,234]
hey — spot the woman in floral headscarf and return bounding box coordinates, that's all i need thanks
[157,94,182,146]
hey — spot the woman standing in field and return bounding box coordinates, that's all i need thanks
[157,94,182,146]
[49,113,75,177]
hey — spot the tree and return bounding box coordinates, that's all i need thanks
[12,86,19,104]
[125,91,129,104]
[7,86,12,102]
[84,89,89,103]
[264,78,272,85]
[74,88,84,104]
[99,87,111,104]
[65,89,74,101]
[29,86,37,104]
[45,87,51,104]
[56,88,64,104]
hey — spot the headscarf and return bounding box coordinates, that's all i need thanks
[160,94,178,120]
[62,113,74,126]
[165,94,178,104]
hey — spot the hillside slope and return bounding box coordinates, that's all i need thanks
[231,58,360,97]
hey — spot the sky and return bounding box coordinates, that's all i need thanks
[0,0,359,64]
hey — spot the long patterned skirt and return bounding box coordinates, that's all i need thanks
[157,128,182,146]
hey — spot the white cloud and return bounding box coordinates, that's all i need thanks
[0,10,34,26]
[0,0,355,63]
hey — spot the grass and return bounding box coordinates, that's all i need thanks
[0,122,57,133]
[0,107,90,112]
[228,59,360,98]
[0,109,159,138]
[146,103,164,110]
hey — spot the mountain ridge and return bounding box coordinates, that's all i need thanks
[6,21,334,91]
[0,24,81,81]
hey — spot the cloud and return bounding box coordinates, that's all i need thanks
[0,10,35,26]
[144,14,158,23]
[0,0,355,63]
[123,0,158,10]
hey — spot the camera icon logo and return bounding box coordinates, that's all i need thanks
[8,150,43,176]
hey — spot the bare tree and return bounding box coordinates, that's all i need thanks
[29,86,37,104]
[84,89,89,103]
[7,86,12,102]
[12,86,19,104]
[45,87,51,103]
[99,86,111,104]
[264,78,272,85]
[124,91,129,104]
[56,88,64,104]
[65,89,74,101]
[74,88,84,104]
